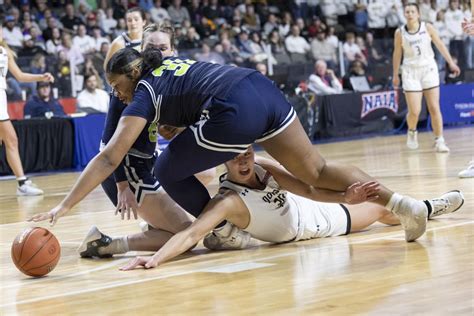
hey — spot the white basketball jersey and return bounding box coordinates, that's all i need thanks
[0,46,8,90]
[220,165,300,243]
[400,22,435,67]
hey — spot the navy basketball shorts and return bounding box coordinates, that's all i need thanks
[123,153,161,206]
[154,72,297,184]
[191,71,296,154]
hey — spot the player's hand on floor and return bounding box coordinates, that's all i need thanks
[344,181,380,204]
[115,186,138,220]
[120,256,159,271]
[27,204,69,226]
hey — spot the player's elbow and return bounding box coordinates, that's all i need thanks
[99,150,122,170]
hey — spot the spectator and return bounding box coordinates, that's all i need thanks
[24,82,65,118]
[310,29,337,69]
[285,25,311,63]
[3,15,23,51]
[342,60,370,91]
[420,0,437,23]
[308,60,343,95]
[113,0,128,20]
[365,32,384,65]
[85,13,101,34]
[354,3,369,33]
[235,29,254,61]
[150,0,171,23]
[367,0,388,39]
[307,17,325,38]
[91,26,110,51]
[343,32,367,66]
[295,18,309,40]
[195,43,225,64]
[45,27,62,55]
[99,8,118,35]
[203,0,222,22]
[61,3,83,32]
[320,0,338,26]
[243,4,261,32]
[42,16,61,42]
[268,30,291,64]
[178,26,201,50]
[195,16,216,39]
[54,50,72,97]
[220,39,243,65]
[76,74,109,113]
[58,32,84,68]
[30,53,49,75]
[445,0,466,68]
[18,35,47,57]
[29,26,46,50]
[112,18,127,39]
[249,32,271,64]
[73,24,96,55]
[279,12,293,37]
[168,0,191,25]
[188,0,205,26]
[326,26,339,49]
[263,13,278,36]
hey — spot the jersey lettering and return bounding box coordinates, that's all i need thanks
[152,59,197,77]
[148,122,158,142]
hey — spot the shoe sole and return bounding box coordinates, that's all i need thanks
[444,190,465,214]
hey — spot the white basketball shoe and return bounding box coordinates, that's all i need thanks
[434,137,450,153]
[203,223,251,250]
[426,190,464,219]
[406,130,419,150]
[392,196,428,242]
[458,161,474,178]
[17,180,43,196]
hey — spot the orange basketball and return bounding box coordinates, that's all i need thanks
[11,227,61,277]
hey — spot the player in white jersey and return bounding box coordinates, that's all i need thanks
[392,3,460,152]
[0,23,54,196]
[117,146,464,271]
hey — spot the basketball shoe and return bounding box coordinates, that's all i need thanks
[392,196,428,242]
[77,226,113,258]
[406,130,419,149]
[203,223,251,250]
[425,190,464,219]
[434,137,450,153]
[458,160,474,178]
[17,180,43,196]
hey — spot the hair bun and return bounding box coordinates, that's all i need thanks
[141,47,163,72]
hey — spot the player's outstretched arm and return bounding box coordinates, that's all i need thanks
[28,116,147,225]
[7,48,54,83]
[255,156,379,204]
[120,191,238,271]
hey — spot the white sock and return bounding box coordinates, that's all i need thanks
[435,136,445,142]
[386,193,403,213]
[213,222,233,237]
[98,236,129,255]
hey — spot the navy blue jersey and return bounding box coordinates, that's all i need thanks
[122,58,256,126]
[101,95,157,159]
[121,32,141,50]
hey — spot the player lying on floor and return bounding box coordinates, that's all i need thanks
[78,147,464,270]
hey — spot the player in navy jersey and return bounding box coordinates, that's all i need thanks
[30,45,431,253]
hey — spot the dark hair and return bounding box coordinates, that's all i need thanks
[106,47,163,79]
[404,3,420,12]
[84,73,97,82]
[126,7,146,20]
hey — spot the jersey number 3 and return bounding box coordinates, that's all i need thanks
[152,59,196,77]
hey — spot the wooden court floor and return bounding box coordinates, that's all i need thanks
[1,127,473,315]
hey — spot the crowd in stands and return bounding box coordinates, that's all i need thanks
[1,0,472,107]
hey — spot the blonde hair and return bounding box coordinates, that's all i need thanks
[142,22,176,50]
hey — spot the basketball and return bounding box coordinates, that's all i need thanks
[11,227,61,277]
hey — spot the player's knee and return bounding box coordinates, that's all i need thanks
[4,133,18,149]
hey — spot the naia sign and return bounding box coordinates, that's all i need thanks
[360,90,399,119]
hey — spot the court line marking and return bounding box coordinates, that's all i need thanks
[2,220,473,308]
